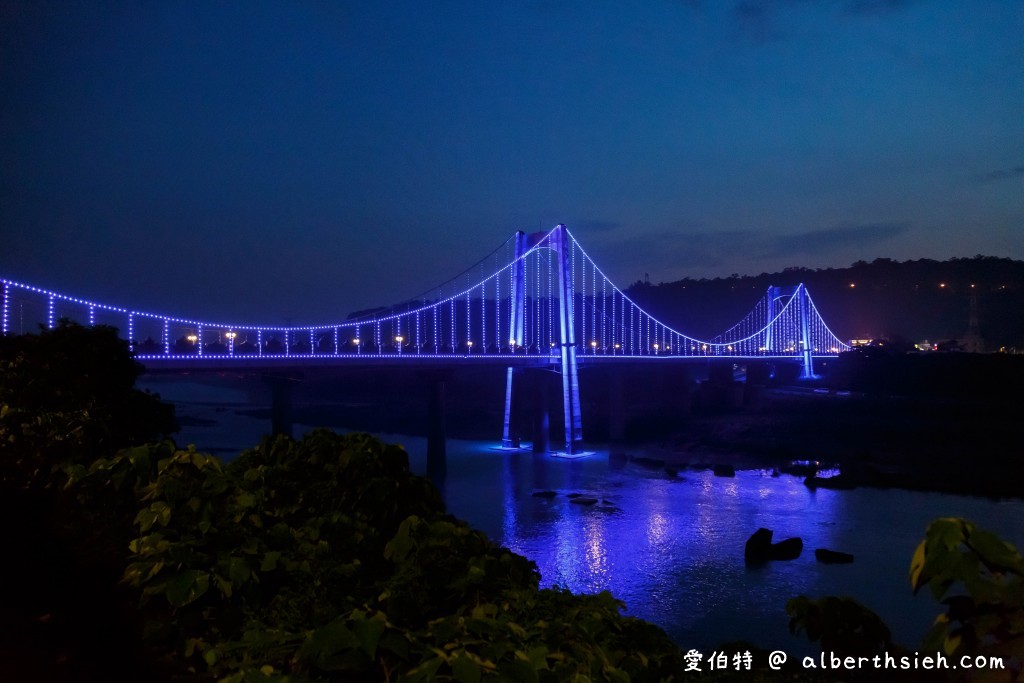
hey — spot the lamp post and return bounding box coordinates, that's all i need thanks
[395,335,404,354]
[225,331,237,355]
[467,340,473,355]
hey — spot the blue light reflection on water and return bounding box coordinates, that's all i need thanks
[411,438,1024,653]
[152,381,1024,653]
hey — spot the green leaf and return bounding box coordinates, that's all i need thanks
[405,656,443,682]
[452,653,482,683]
[969,529,1024,574]
[260,551,281,572]
[930,518,968,552]
[163,570,210,607]
[352,612,386,659]
[229,556,250,586]
[910,540,928,592]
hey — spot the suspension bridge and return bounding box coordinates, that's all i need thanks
[1,225,849,455]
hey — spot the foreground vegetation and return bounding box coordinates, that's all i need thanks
[2,322,1021,681]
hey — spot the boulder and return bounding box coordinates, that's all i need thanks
[745,528,804,563]
[769,537,803,561]
[713,464,736,477]
[745,528,774,563]
[815,548,855,564]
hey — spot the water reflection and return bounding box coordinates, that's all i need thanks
[433,441,1024,653]
[163,398,1024,653]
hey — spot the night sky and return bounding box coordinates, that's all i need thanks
[2,1,1021,324]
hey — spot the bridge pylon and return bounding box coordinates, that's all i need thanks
[501,231,528,448]
[500,225,583,454]
[553,225,583,453]
[796,284,814,378]
[767,284,814,379]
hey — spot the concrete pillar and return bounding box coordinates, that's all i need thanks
[608,367,626,443]
[502,367,521,448]
[427,378,447,478]
[531,370,550,453]
[264,374,296,439]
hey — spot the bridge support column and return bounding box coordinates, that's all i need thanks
[530,370,550,454]
[427,378,447,478]
[744,362,770,409]
[797,285,814,379]
[608,367,625,443]
[501,367,522,449]
[500,230,529,450]
[263,374,298,439]
[553,225,583,454]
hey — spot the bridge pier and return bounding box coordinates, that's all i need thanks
[608,367,626,444]
[263,373,300,439]
[501,367,522,449]
[530,369,550,454]
[699,362,743,410]
[744,361,771,409]
[426,376,447,478]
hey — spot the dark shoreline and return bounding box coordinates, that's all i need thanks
[234,386,1021,501]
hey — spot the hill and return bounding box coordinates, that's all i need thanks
[625,255,1024,350]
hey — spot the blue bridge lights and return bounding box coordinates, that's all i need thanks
[1,225,850,452]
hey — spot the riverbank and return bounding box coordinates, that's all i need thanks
[245,386,1020,500]
[626,389,1021,499]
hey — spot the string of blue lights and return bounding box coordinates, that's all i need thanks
[0,227,850,360]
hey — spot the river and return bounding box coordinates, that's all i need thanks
[139,377,1024,655]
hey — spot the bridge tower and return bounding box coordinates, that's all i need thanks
[767,284,814,379]
[553,224,583,453]
[796,284,814,379]
[501,225,582,454]
[501,231,528,448]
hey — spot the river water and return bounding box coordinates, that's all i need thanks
[140,378,1024,654]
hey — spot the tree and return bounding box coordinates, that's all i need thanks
[0,320,176,488]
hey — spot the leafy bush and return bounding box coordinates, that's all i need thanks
[0,320,176,488]
[68,430,690,681]
[910,518,1024,663]
[789,517,1023,678]
[0,322,177,681]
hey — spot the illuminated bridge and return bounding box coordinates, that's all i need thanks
[1,225,849,454]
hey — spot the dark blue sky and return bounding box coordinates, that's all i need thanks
[2,1,1021,323]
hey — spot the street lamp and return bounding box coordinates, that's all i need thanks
[395,335,404,354]
[591,340,597,354]
[353,338,361,355]
[225,331,237,355]
[467,340,473,355]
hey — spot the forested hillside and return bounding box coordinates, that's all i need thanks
[626,256,1024,349]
